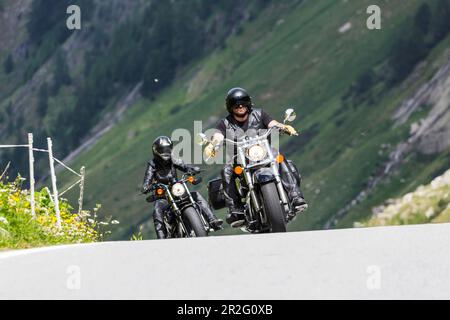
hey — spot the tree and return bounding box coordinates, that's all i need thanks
[37,83,49,116]
[27,0,71,46]
[51,50,71,95]
[414,3,432,36]
[388,34,429,85]
[3,54,14,74]
[431,0,450,42]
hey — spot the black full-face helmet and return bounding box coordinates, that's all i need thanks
[225,87,253,114]
[152,136,173,163]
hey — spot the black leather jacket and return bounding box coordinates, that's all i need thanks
[216,108,273,141]
[141,157,199,194]
[216,108,275,161]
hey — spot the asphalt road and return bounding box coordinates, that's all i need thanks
[1,223,449,299]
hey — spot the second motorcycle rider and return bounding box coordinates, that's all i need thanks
[142,136,223,239]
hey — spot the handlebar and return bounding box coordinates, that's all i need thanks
[204,127,278,162]
[149,171,201,191]
[222,126,277,146]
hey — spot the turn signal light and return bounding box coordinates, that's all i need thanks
[234,166,244,175]
[156,188,164,195]
[187,176,195,183]
[276,154,285,164]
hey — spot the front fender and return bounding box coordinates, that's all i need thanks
[178,202,196,213]
[252,167,276,185]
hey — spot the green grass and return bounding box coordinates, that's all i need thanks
[57,0,450,240]
[0,177,113,250]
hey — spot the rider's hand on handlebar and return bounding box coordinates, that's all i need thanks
[142,185,152,194]
[282,124,298,136]
[204,143,217,158]
[188,166,201,174]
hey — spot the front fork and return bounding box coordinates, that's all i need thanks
[265,140,290,212]
[240,144,290,223]
[270,161,290,212]
[238,148,262,222]
[166,190,190,237]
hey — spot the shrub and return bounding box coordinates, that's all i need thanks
[0,176,114,249]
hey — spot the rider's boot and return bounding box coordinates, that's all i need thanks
[203,208,224,231]
[278,159,308,221]
[226,206,246,228]
[293,196,308,212]
[287,195,308,221]
[209,218,224,231]
[154,219,169,239]
[156,229,167,239]
[194,192,224,231]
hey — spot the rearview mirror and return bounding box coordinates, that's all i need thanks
[195,133,209,146]
[284,108,296,123]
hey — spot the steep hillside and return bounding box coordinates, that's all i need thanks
[2,0,450,240]
[0,0,268,177]
[53,0,450,240]
[358,168,450,227]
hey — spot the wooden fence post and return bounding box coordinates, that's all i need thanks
[47,137,61,229]
[78,166,85,214]
[28,133,36,218]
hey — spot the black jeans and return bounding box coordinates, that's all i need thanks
[221,158,303,211]
[153,191,216,239]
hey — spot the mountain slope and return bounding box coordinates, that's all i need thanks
[0,0,268,174]
[54,0,450,240]
[2,1,450,240]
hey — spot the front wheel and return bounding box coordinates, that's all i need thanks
[260,182,287,233]
[182,206,208,237]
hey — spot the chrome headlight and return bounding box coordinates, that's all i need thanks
[246,144,268,162]
[171,183,186,197]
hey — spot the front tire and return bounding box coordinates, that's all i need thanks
[182,206,208,237]
[260,182,287,233]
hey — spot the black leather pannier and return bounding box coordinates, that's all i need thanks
[207,177,226,210]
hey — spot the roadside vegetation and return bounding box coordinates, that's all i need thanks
[358,169,450,227]
[0,176,115,250]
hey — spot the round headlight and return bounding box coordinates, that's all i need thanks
[171,183,186,197]
[246,145,267,162]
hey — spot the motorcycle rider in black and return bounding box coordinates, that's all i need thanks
[205,88,308,228]
[142,136,223,239]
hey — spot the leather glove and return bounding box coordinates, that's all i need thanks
[282,124,298,136]
[146,193,157,203]
[204,143,217,159]
[188,166,201,174]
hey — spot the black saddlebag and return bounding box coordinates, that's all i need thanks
[207,177,226,210]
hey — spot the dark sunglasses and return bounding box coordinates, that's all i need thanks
[233,102,250,109]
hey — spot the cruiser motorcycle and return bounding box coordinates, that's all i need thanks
[146,172,211,237]
[197,109,301,233]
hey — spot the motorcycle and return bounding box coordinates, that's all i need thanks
[196,109,300,233]
[145,172,212,238]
